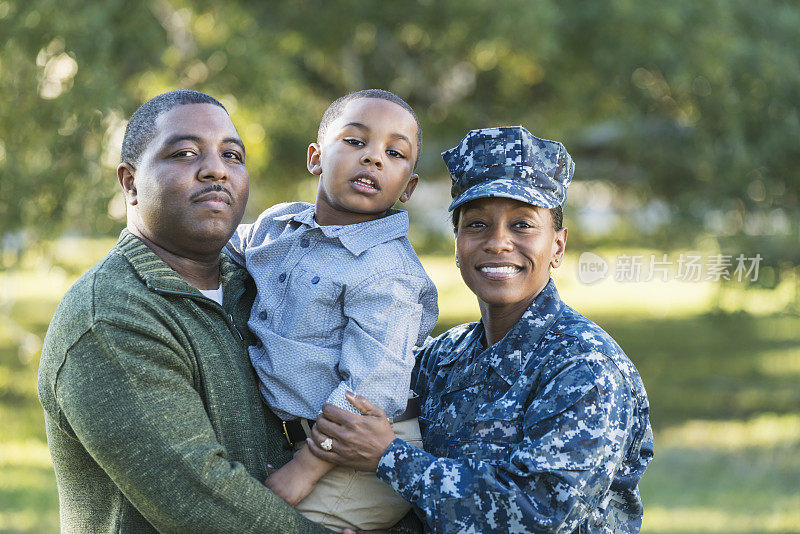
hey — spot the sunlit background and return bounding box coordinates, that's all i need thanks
[1,1,799,532]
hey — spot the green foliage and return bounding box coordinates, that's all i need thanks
[1,0,798,266]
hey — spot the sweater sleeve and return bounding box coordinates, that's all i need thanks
[53,320,330,534]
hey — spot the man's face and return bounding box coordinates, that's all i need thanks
[119,103,249,259]
[308,97,419,225]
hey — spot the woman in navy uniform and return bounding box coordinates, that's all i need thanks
[309,127,654,534]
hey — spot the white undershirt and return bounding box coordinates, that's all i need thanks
[199,286,223,305]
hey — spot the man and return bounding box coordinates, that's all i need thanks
[38,90,331,533]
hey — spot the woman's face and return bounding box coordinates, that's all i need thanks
[455,197,567,312]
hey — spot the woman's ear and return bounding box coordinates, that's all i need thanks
[117,162,138,205]
[550,227,568,268]
[307,143,323,176]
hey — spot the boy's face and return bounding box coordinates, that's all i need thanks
[308,97,419,226]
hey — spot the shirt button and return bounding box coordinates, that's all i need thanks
[300,238,310,248]
[311,276,320,284]
[278,273,287,283]
[258,310,267,321]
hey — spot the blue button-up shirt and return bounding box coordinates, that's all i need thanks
[226,202,438,420]
[376,279,654,533]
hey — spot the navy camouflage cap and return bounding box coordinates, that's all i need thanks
[442,126,574,212]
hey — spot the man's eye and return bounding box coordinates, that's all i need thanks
[173,150,195,158]
[464,220,486,228]
[223,151,244,162]
[514,221,534,229]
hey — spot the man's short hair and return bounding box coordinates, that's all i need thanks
[317,89,422,167]
[121,90,227,167]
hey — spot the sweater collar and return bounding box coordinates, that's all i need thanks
[114,229,247,296]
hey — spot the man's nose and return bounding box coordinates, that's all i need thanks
[198,153,228,181]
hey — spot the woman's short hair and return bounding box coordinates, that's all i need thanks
[452,204,563,231]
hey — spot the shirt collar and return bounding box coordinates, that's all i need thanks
[478,279,565,384]
[276,206,410,256]
[115,229,247,296]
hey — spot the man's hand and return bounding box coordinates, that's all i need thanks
[306,391,396,472]
[263,445,333,507]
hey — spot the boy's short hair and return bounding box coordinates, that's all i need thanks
[317,89,422,167]
[121,90,227,167]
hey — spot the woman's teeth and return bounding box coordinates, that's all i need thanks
[479,266,520,274]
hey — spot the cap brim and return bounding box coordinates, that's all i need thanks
[448,179,560,212]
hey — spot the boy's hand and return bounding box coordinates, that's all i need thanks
[263,444,334,507]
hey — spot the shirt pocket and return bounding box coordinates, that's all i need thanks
[277,266,343,346]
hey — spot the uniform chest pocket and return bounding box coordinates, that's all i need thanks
[278,267,344,345]
[452,414,523,465]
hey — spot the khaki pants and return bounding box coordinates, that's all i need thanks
[295,418,421,532]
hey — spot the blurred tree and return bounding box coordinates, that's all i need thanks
[1,0,798,273]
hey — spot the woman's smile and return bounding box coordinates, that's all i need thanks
[476,263,523,280]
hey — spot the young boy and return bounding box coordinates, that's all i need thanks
[225,89,438,531]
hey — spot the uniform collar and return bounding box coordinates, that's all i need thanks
[475,279,565,385]
[115,229,247,296]
[274,205,410,257]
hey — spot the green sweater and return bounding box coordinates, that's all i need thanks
[38,230,330,533]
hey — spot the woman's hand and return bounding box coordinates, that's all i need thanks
[306,391,397,472]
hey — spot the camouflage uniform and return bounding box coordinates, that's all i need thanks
[376,279,654,533]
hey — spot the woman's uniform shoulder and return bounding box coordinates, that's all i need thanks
[539,304,648,406]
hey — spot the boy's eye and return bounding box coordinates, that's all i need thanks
[344,138,364,147]
[386,149,405,159]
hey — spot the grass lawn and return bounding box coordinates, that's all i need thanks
[1,239,798,533]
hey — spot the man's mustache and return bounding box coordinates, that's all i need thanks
[190,184,234,204]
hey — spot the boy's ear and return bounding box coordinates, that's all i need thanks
[117,162,138,205]
[398,174,419,203]
[307,143,323,176]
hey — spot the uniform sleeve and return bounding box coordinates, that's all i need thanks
[376,357,634,533]
[325,270,437,419]
[54,320,330,534]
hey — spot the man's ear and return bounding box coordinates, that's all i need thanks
[117,162,138,205]
[307,143,323,176]
[398,174,419,203]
